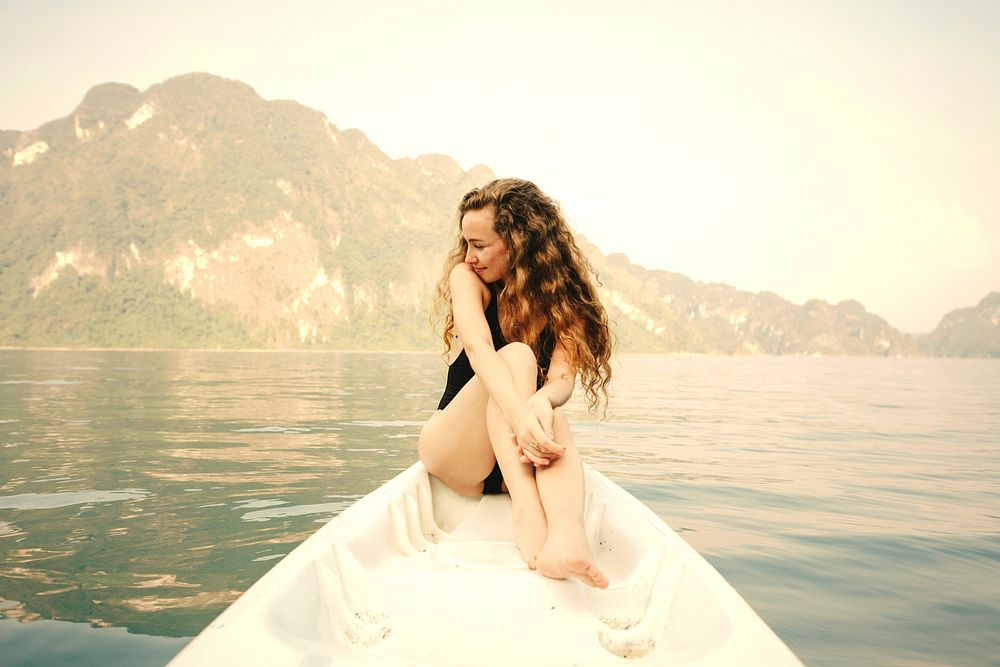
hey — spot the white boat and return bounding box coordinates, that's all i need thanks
[170,462,802,666]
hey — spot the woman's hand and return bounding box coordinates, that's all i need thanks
[511,396,564,467]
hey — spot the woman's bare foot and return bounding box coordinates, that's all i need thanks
[536,522,608,588]
[512,503,547,568]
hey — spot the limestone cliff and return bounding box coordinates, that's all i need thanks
[1,73,992,355]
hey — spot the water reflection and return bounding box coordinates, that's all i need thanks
[0,350,439,643]
[0,351,998,667]
[0,490,147,510]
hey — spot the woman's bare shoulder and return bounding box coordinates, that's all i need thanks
[449,264,489,309]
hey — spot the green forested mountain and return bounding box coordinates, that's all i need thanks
[589,251,918,356]
[920,292,1000,357]
[1,73,994,355]
[1,73,489,349]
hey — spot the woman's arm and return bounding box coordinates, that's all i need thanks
[515,344,576,465]
[531,343,576,409]
[450,263,563,461]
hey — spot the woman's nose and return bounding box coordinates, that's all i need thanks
[465,247,475,264]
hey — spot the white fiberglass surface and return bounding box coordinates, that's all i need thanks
[249,465,756,664]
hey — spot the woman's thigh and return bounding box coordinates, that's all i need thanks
[418,376,497,494]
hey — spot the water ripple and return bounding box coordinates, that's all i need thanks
[0,490,148,510]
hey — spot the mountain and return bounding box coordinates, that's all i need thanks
[0,73,991,356]
[919,292,1000,357]
[1,73,489,349]
[585,250,917,356]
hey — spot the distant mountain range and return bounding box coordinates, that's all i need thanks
[1,73,996,356]
[919,292,1000,357]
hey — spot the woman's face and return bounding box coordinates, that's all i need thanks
[461,206,509,283]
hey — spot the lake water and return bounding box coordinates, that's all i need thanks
[0,350,997,666]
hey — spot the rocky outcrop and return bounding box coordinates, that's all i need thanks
[0,72,993,355]
[920,292,1000,357]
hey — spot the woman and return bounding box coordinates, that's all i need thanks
[418,178,613,589]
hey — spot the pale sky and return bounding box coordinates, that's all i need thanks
[2,0,998,332]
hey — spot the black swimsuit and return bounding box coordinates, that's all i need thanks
[436,283,553,494]
[437,283,509,412]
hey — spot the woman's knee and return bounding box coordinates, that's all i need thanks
[498,341,536,373]
[552,407,577,447]
[418,423,488,496]
[418,420,448,465]
[417,426,436,467]
[418,431,451,481]
[420,452,486,497]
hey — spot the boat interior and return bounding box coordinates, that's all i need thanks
[171,463,799,665]
[262,464,737,664]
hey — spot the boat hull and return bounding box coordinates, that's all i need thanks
[170,462,801,665]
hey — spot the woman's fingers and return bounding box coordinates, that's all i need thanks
[534,431,564,458]
[511,417,562,465]
[521,441,552,466]
[514,438,546,466]
[511,438,545,466]
[520,422,562,456]
[529,439,562,460]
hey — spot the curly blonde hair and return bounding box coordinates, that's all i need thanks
[435,178,613,413]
